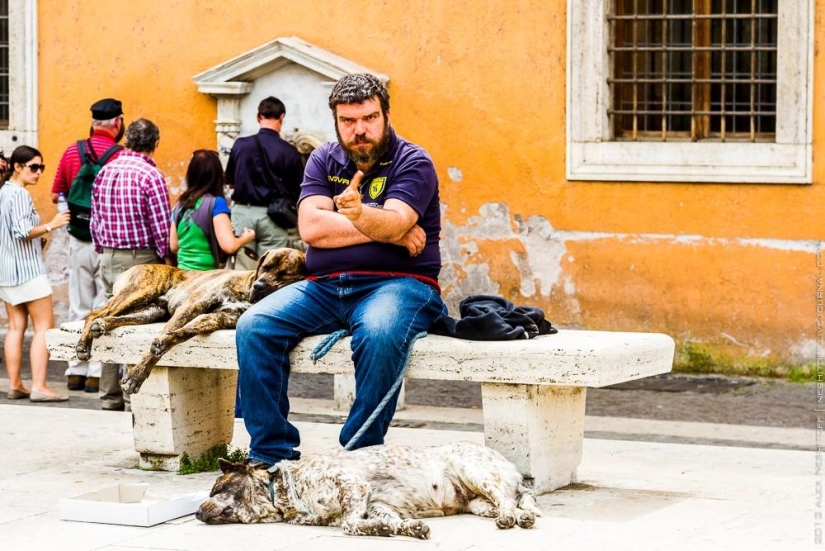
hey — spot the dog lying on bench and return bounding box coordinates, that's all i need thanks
[196,441,541,539]
[75,248,307,395]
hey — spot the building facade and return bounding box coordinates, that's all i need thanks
[3,1,821,374]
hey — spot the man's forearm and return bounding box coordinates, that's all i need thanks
[301,204,412,249]
[348,204,411,243]
[301,208,372,249]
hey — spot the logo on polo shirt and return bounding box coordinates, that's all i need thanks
[328,175,350,185]
[369,177,386,199]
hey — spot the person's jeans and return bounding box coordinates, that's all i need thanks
[236,274,447,465]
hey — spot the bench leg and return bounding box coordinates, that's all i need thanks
[333,374,406,412]
[130,366,237,471]
[481,383,586,494]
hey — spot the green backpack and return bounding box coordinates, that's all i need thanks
[66,140,122,241]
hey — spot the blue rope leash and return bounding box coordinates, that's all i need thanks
[307,328,428,451]
[309,329,350,363]
[343,330,427,451]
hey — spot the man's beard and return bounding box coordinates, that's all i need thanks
[338,119,390,166]
[115,122,125,143]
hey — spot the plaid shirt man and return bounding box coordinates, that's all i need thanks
[91,150,171,259]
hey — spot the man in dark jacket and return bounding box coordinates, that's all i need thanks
[226,96,304,270]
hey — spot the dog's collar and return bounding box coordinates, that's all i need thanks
[268,477,276,505]
[267,465,278,505]
[267,462,311,515]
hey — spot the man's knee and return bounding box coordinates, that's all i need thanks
[356,319,409,351]
[235,308,259,337]
[236,303,280,343]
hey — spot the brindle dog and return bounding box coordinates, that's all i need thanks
[196,442,542,539]
[75,248,307,395]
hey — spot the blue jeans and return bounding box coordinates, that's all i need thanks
[236,274,447,465]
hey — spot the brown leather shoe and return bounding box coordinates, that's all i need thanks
[84,377,100,393]
[67,375,86,391]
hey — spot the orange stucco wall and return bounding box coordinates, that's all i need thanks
[25,0,824,373]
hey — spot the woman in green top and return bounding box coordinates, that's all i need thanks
[170,150,254,270]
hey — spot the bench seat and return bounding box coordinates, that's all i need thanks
[47,321,675,493]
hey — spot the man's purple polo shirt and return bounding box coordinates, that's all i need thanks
[299,128,441,283]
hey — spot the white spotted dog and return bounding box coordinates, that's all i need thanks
[196,441,542,539]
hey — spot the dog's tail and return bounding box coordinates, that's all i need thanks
[516,482,543,516]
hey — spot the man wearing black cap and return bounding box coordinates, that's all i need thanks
[51,98,125,404]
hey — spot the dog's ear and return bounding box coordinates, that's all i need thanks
[253,250,272,280]
[292,250,307,276]
[218,458,236,474]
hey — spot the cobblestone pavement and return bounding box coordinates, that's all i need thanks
[587,374,815,429]
[401,374,815,430]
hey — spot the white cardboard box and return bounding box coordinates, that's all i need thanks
[59,484,210,527]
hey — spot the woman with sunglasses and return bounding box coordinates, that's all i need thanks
[0,145,70,402]
[170,149,254,270]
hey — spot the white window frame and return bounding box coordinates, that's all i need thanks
[566,1,813,184]
[0,0,38,151]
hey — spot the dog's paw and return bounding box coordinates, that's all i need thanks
[75,344,91,362]
[401,519,431,540]
[495,513,517,530]
[150,341,166,357]
[90,320,106,338]
[342,519,392,538]
[121,370,146,395]
[367,519,393,538]
[516,510,536,529]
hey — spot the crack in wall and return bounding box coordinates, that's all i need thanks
[439,202,820,358]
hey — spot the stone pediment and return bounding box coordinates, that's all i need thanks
[193,37,389,158]
[193,36,388,93]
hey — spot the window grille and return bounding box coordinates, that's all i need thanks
[608,0,778,142]
[0,0,7,129]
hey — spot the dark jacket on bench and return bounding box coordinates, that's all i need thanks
[431,295,557,340]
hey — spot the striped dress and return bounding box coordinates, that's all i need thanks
[0,181,45,286]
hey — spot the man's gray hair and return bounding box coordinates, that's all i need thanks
[125,118,160,153]
[328,73,390,114]
[93,117,120,129]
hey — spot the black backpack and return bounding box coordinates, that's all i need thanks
[66,140,122,241]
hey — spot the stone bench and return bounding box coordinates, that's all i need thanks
[46,321,674,493]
